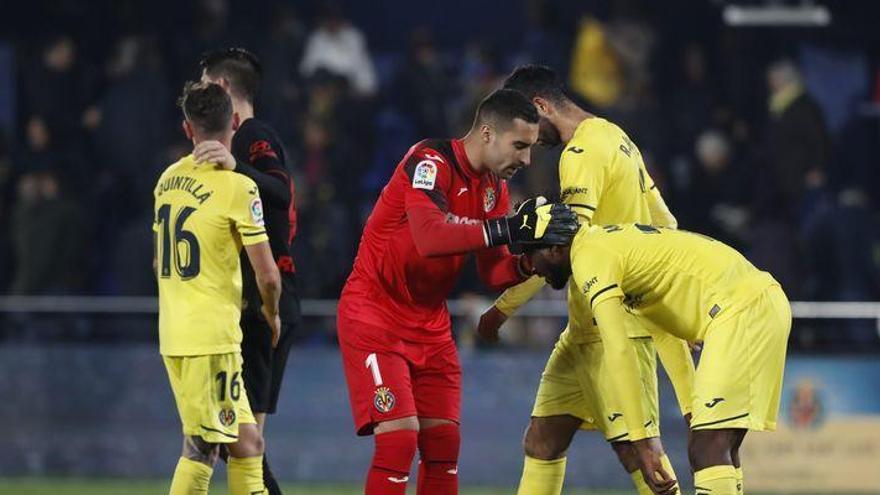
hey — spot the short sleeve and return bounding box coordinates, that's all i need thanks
[572,242,625,309]
[559,140,609,224]
[403,147,453,212]
[229,176,269,246]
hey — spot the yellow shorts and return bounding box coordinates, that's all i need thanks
[531,328,660,442]
[691,285,791,432]
[163,352,256,444]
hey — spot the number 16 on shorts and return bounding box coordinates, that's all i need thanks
[366,353,396,413]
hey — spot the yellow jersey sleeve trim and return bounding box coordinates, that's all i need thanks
[589,283,625,309]
[240,232,269,246]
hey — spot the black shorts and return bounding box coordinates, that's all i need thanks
[240,315,297,414]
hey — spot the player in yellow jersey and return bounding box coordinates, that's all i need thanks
[485,65,691,495]
[526,222,791,495]
[154,81,282,495]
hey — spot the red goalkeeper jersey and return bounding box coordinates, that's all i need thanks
[340,138,525,343]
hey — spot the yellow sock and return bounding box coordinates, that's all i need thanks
[694,465,738,495]
[516,455,566,495]
[735,466,744,494]
[228,455,265,495]
[169,457,212,495]
[630,469,654,495]
[631,454,679,494]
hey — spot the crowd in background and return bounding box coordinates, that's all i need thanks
[0,0,878,350]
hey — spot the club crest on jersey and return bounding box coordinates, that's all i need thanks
[483,187,496,212]
[218,408,236,427]
[412,160,438,190]
[373,386,396,413]
[250,197,264,226]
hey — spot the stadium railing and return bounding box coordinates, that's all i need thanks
[0,296,878,327]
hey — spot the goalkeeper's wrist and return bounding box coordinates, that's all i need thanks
[483,218,510,247]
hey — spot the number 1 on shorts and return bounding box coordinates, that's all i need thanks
[365,353,383,386]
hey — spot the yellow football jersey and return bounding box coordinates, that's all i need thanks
[497,117,675,342]
[153,154,268,356]
[560,117,669,341]
[572,224,778,342]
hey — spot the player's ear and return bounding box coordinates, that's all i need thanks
[532,97,550,116]
[231,112,240,131]
[480,123,493,144]
[182,120,193,140]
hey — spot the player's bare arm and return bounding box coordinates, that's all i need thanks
[245,240,281,347]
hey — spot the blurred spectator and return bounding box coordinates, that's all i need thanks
[257,4,307,139]
[454,39,503,132]
[299,3,377,97]
[19,35,96,167]
[667,43,717,157]
[568,16,623,109]
[603,0,656,108]
[516,0,568,72]
[9,171,86,295]
[394,27,454,137]
[762,59,831,220]
[92,36,169,204]
[684,130,751,249]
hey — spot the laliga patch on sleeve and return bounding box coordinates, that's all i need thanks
[250,197,264,226]
[412,160,438,190]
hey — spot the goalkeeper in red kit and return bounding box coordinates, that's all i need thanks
[337,89,579,495]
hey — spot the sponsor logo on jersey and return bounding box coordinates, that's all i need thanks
[582,276,598,294]
[607,412,623,422]
[218,408,236,427]
[704,397,725,408]
[561,186,589,200]
[374,386,396,413]
[250,197,264,226]
[483,187,496,212]
[444,212,481,225]
[412,160,438,190]
[249,140,278,161]
[457,187,468,196]
[567,146,584,154]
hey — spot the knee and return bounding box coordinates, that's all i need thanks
[611,441,639,473]
[688,430,732,471]
[229,424,265,458]
[418,422,460,461]
[183,436,220,465]
[374,428,419,473]
[523,421,569,460]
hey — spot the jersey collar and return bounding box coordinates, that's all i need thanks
[452,138,482,180]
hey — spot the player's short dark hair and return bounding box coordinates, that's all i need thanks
[503,64,569,104]
[199,47,263,104]
[475,88,539,129]
[178,81,233,135]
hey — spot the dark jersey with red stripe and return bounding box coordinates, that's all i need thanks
[340,138,522,343]
[231,117,300,324]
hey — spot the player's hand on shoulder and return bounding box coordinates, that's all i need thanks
[193,141,236,171]
[477,305,508,344]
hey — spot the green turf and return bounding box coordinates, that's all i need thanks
[0,479,624,495]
